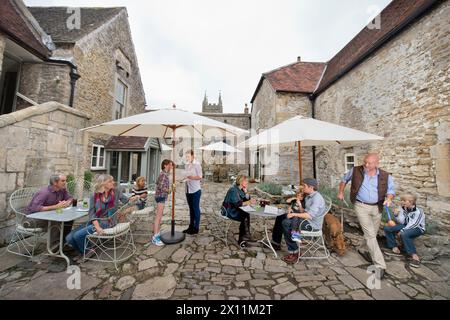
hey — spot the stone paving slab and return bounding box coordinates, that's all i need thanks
[0,270,101,300]
[0,248,27,273]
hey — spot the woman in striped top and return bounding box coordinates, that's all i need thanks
[132,176,148,210]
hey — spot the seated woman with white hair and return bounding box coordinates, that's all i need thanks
[66,174,138,258]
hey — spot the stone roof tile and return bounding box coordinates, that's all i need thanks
[28,6,124,43]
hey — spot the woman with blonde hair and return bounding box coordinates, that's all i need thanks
[132,176,148,210]
[66,174,138,257]
[222,175,256,247]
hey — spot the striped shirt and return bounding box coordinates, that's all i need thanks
[132,187,148,205]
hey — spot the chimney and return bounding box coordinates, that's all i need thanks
[297,56,301,62]
[244,103,249,114]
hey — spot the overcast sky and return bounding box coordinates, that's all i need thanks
[25,0,392,113]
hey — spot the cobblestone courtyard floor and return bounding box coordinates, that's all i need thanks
[0,183,449,300]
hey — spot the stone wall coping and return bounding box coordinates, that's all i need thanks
[0,101,91,129]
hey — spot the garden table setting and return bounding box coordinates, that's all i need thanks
[240,202,286,258]
[27,200,90,267]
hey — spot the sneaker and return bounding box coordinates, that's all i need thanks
[409,259,421,268]
[291,231,302,243]
[377,268,386,280]
[283,253,299,264]
[239,240,247,248]
[152,234,164,246]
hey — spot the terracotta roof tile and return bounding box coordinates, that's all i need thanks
[251,62,326,102]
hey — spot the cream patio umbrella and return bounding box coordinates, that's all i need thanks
[82,106,248,244]
[240,115,384,185]
[160,143,173,151]
[199,141,243,183]
[199,141,243,153]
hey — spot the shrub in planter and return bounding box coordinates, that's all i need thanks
[257,183,282,196]
[66,174,75,195]
[84,171,93,184]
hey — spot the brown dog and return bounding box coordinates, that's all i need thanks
[322,212,346,256]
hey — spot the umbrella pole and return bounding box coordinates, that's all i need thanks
[161,126,185,244]
[297,141,302,185]
[171,128,176,236]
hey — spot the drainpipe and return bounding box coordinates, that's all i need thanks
[45,58,80,107]
[69,67,81,107]
[309,95,317,179]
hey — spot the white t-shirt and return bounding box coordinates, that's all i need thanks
[185,160,202,194]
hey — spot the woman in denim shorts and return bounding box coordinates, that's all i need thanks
[152,159,173,246]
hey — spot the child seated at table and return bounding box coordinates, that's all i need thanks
[286,188,305,242]
[132,176,148,210]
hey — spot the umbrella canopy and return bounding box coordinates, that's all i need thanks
[160,143,173,151]
[199,141,242,153]
[82,106,247,244]
[240,115,384,183]
[82,107,248,138]
[241,115,383,147]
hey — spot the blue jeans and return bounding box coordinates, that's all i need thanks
[282,218,313,253]
[136,201,146,210]
[66,222,108,254]
[384,224,424,255]
[186,190,202,230]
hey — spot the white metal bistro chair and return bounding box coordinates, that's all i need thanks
[7,187,46,259]
[204,170,213,182]
[84,203,136,270]
[296,196,332,262]
[228,171,237,183]
[128,183,156,237]
[209,206,240,248]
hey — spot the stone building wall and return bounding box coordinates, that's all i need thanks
[196,112,251,178]
[251,78,314,184]
[275,93,313,184]
[17,62,72,110]
[251,79,276,182]
[73,9,147,173]
[314,2,450,238]
[73,9,146,124]
[0,33,6,75]
[0,101,90,244]
[15,9,148,175]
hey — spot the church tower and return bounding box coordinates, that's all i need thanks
[201,91,223,113]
